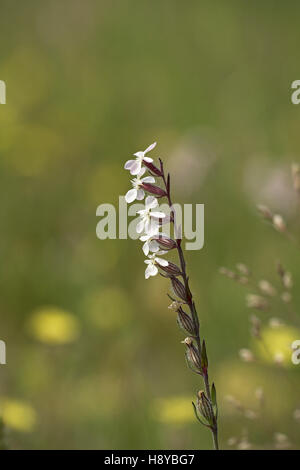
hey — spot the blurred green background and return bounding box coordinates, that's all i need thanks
[0,0,300,449]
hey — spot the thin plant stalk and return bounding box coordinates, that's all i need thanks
[160,160,219,450]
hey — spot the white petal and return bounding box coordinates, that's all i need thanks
[124,160,135,170]
[130,161,142,175]
[144,219,151,233]
[125,188,137,203]
[142,176,155,184]
[142,241,149,256]
[144,142,157,153]
[156,258,168,267]
[157,250,168,256]
[145,195,157,209]
[136,220,145,234]
[133,151,144,158]
[149,240,159,252]
[145,264,158,278]
[139,233,149,241]
[138,167,146,177]
[144,259,151,264]
[147,225,160,237]
[136,189,145,200]
[150,211,166,219]
[143,156,153,163]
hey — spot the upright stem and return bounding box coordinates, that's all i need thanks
[161,167,219,450]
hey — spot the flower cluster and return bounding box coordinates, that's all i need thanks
[124,142,219,450]
[124,142,175,279]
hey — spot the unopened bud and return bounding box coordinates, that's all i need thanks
[273,214,286,233]
[257,204,273,220]
[196,391,214,425]
[219,267,237,280]
[246,294,269,311]
[182,337,193,346]
[258,280,276,297]
[171,276,188,302]
[283,272,293,289]
[277,263,293,289]
[182,338,202,371]
[159,261,182,277]
[152,235,177,251]
[250,315,261,338]
[168,300,182,311]
[236,263,250,276]
[177,308,195,335]
[239,348,254,362]
[141,183,167,198]
[142,160,163,177]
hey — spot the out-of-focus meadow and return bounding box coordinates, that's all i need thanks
[0,0,300,449]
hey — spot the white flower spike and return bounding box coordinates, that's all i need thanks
[125,168,155,203]
[144,251,169,279]
[136,196,166,234]
[124,142,157,175]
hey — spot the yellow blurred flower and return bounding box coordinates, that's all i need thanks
[254,325,300,367]
[151,396,194,425]
[0,399,36,432]
[27,306,80,344]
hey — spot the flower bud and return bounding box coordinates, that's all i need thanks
[283,272,293,289]
[239,348,254,362]
[182,336,193,346]
[258,280,276,297]
[246,294,269,311]
[273,214,286,233]
[168,300,182,311]
[171,276,188,302]
[197,391,214,426]
[277,262,293,289]
[182,337,202,371]
[160,261,182,277]
[219,267,237,280]
[257,204,273,220]
[152,235,177,251]
[250,315,261,338]
[141,183,167,198]
[142,160,163,177]
[236,263,250,276]
[177,307,195,335]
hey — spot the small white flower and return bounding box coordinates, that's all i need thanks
[139,226,167,256]
[144,251,169,279]
[125,168,155,203]
[124,142,156,175]
[136,196,166,234]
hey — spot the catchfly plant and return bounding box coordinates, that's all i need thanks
[124,142,157,175]
[123,142,219,450]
